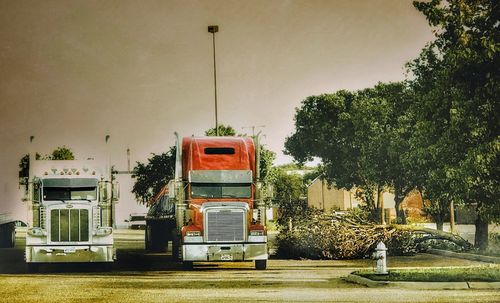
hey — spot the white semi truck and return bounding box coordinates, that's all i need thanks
[22,156,119,271]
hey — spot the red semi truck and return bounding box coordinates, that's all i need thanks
[162,134,268,269]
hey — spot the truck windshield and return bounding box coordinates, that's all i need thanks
[43,187,97,201]
[191,183,251,198]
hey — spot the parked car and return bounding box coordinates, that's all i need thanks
[126,213,146,230]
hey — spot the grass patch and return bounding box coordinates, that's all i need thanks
[355,265,500,282]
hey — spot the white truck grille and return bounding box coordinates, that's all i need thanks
[206,210,245,242]
[50,209,89,242]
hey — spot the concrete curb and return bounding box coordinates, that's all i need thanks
[428,249,500,264]
[344,273,388,287]
[344,274,500,290]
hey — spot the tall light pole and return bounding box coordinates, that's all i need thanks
[208,25,219,136]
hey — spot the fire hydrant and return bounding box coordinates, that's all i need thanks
[373,242,388,275]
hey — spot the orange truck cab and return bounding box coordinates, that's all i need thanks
[169,134,268,269]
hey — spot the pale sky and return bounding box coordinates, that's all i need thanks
[0,0,434,218]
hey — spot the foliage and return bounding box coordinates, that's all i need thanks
[132,147,176,204]
[259,147,276,185]
[276,210,422,259]
[407,0,499,248]
[276,209,472,260]
[302,168,322,186]
[268,168,307,226]
[18,147,74,179]
[204,124,237,136]
[284,83,415,223]
[49,146,75,160]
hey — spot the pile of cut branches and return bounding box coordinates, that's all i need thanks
[275,210,471,260]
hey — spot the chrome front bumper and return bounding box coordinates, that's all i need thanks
[183,242,268,261]
[25,245,115,263]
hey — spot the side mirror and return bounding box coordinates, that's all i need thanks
[124,219,129,223]
[168,180,175,199]
[21,180,31,203]
[112,181,120,203]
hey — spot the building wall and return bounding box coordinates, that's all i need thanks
[307,179,359,211]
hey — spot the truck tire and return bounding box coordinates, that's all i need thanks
[145,221,152,251]
[148,220,170,252]
[0,223,15,248]
[100,262,113,272]
[255,260,267,270]
[171,230,180,261]
[27,263,39,273]
[182,261,193,270]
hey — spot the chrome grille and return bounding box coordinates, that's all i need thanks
[50,209,89,242]
[206,210,245,242]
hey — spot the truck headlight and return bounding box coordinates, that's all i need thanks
[28,227,46,237]
[94,227,113,236]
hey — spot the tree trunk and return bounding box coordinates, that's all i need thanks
[435,217,444,231]
[396,208,407,224]
[474,216,489,250]
[449,201,456,234]
[394,187,407,224]
[397,225,471,249]
[376,185,385,225]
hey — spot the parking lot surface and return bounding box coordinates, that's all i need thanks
[0,229,498,302]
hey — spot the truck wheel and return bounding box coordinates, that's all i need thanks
[182,261,193,270]
[0,223,15,248]
[27,263,39,273]
[145,223,151,251]
[8,223,15,248]
[171,230,180,261]
[101,262,113,272]
[255,260,267,270]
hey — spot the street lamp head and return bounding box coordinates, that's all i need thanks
[208,25,219,33]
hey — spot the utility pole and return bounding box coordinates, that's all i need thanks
[208,25,219,136]
[127,148,131,173]
[242,125,266,138]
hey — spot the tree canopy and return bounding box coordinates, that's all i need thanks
[132,147,176,204]
[284,83,413,222]
[19,146,75,179]
[284,0,499,249]
[406,0,499,248]
[205,124,237,136]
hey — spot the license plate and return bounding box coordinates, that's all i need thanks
[221,254,233,261]
[64,247,76,253]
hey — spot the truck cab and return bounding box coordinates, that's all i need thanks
[171,136,268,269]
[23,158,118,270]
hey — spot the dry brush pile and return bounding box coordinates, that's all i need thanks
[276,210,471,260]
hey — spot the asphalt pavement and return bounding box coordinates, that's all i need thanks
[0,228,498,302]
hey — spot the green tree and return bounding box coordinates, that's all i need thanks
[285,84,415,224]
[268,168,307,227]
[132,147,176,204]
[408,0,499,248]
[205,124,237,136]
[19,147,75,180]
[50,146,75,160]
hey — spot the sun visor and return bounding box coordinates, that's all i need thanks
[189,170,252,183]
[42,178,98,188]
